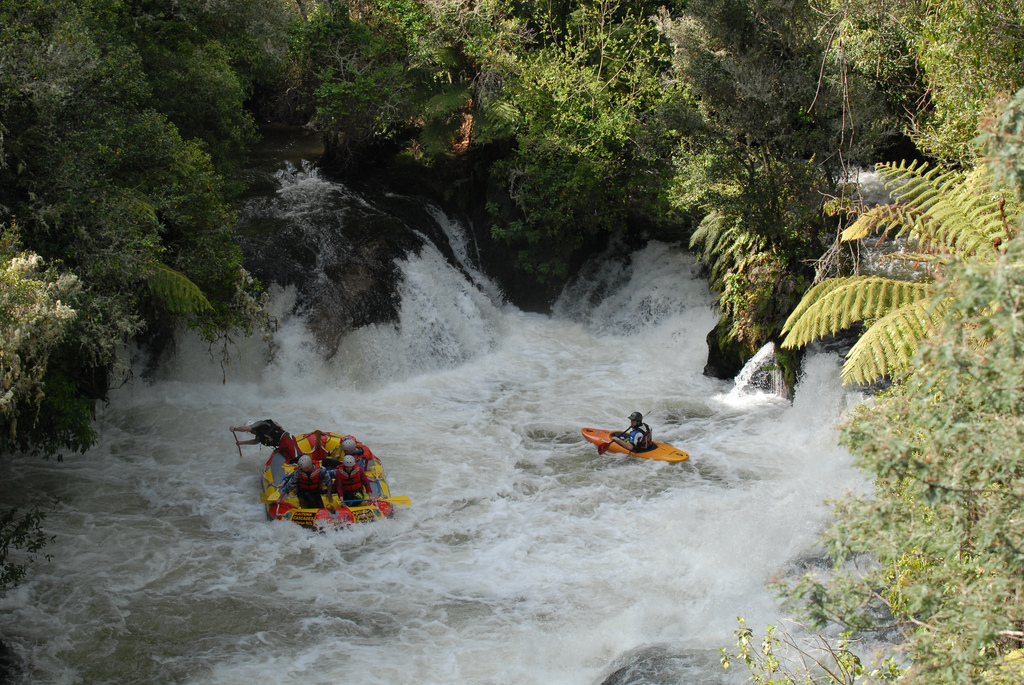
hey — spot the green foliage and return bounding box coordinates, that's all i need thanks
[839,296,948,385]
[910,0,1024,165]
[820,0,923,127]
[786,235,1024,683]
[660,0,891,351]
[292,7,419,165]
[486,0,677,280]
[720,617,903,684]
[140,37,257,177]
[978,87,1024,205]
[0,0,277,457]
[825,0,1024,165]
[843,161,1013,260]
[781,160,1019,384]
[0,505,53,592]
[986,650,1024,684]
[0,236,80,442]
[147,262,213,314]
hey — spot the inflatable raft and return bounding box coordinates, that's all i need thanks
[581,427,690,463]
[260,430,403,527]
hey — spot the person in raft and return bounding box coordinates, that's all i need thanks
[277,455,330,509]
[611,412,653,452]
[231,419,298,463]
[331,454,372,506]
[340,436,378,471]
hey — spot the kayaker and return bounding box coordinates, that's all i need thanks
[332,454,372,506]
[277,455,330,509]
[611,412,653,452]
[231,419,298,463]
[341,436,378,470]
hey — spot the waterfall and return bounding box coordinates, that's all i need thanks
[730,342,786,397]
[0,154,870,685]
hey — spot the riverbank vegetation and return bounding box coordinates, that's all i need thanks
[3,0,1024,680]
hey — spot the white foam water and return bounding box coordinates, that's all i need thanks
[0,208,867,684]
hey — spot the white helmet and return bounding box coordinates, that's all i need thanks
[341,438,358,454]
[297,455,313,471]
[342,454,356,469]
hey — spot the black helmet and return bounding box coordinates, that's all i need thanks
[628,412,643,422]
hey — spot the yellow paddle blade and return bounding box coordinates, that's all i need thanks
[259,490,282,504]
[385,496,411,506]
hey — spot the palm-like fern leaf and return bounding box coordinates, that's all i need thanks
[781,276,931,350]
[841,202,920,242]
[689,211,765,286]
[843,161,1010,259]
[147,262,212,314]
[840,296,949,385]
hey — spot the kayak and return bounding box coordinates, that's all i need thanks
[581,427,690,463]
[260,430,404,527]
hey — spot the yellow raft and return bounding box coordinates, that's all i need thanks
[260,430,402,527]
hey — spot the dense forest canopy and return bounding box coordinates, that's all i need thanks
[3,0,1024,681]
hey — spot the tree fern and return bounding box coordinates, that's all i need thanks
[419,84,472,157]
[146,262,212,314]
[783,160,1017,384]
[782,276,932,349]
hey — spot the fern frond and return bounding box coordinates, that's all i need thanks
[419,116,462,156]
[872,160,1005,260]
[841,203,920,242]
[840,297,950,385]
[147,262,213,314]
[780,276,932,349]
[423,84,472,117]
[474,100,518,141]
[690,211,765,286]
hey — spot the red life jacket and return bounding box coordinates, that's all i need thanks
[334,465,369,495]
[296,467,325,491]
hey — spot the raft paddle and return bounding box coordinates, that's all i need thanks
[329,497,409,507]
[231,428,244,458]
[259,490,282,504]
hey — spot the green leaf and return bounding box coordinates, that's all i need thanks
[146,262,213,314]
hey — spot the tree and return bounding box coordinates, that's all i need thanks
[0,506,53,592]
[785,232,1024,683]
[486,0,677,281]
[659,0,894,366]
[0,234,81,445]
[289,0,422,168]
[0,0,272,455]
[824,0,1024,166]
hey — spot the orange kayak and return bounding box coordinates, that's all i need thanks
[581,427,690,463]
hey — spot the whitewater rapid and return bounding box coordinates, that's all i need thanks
[0,174,867,685]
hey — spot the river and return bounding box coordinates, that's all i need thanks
[0,158,867,684]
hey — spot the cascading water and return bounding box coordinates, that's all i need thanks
[730,343,785,398]
[0,162,869,685]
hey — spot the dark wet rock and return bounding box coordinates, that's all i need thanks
[0,639,22,684]
[235,171,424,356]
[597,644,728,685]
